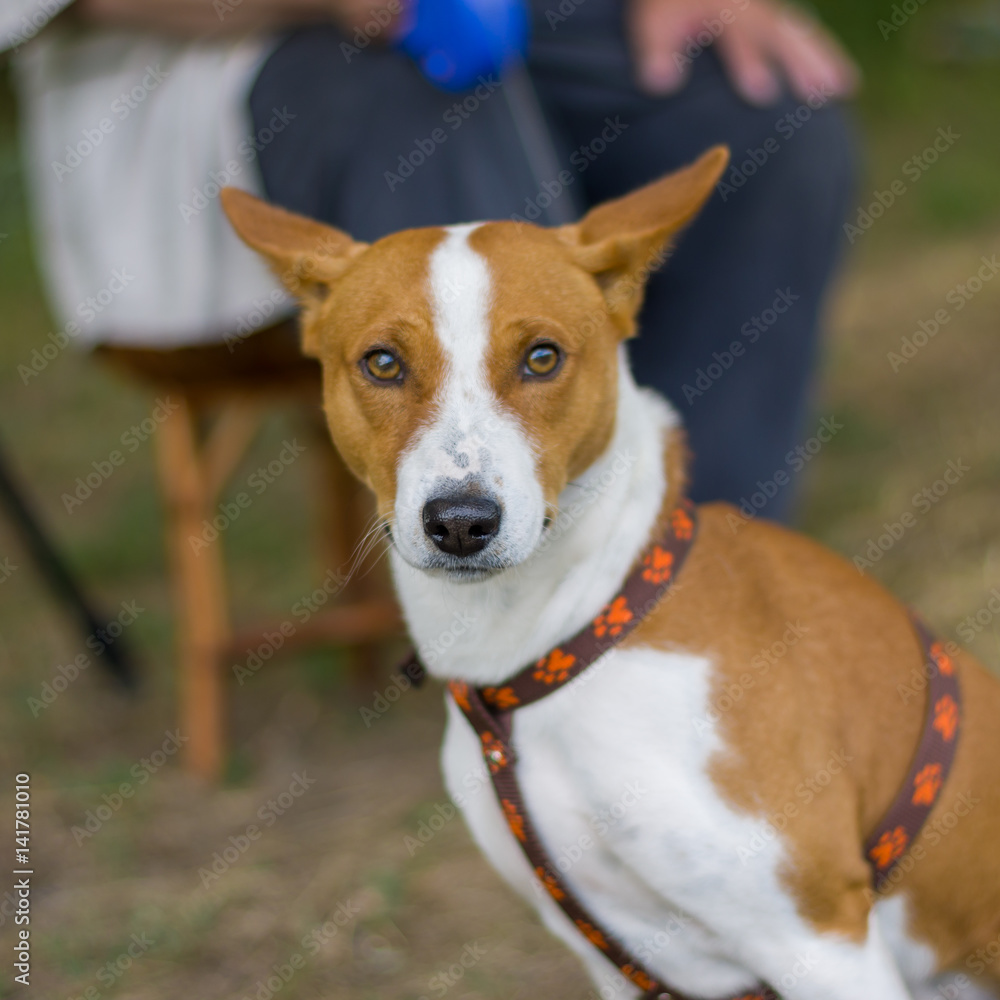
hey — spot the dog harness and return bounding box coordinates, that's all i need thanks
[407,500,962,1000]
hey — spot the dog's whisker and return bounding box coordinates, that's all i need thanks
[338,516,393,586]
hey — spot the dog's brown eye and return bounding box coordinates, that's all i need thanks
[524,343,562,378]
[363,349,402,382]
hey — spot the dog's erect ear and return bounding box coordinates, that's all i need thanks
[558,145,729,335]
[221,187,367,352]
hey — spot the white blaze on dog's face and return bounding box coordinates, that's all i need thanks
[221,147,728,579]
[392,223,548,575]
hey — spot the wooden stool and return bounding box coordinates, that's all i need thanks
[97,322,401,781]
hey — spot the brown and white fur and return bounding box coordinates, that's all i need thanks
[222,149,1000,1000]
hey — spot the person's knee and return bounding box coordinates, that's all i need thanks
[714,96,857,228]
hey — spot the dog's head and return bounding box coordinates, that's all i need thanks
[222,146,727,581]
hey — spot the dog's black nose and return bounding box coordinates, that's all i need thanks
[422,496,501,557]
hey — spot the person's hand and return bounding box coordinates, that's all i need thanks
[627,0,859,104]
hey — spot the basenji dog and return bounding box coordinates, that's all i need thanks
[222,148,1000,1000]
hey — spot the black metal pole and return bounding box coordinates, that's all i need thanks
[0,436,136,689]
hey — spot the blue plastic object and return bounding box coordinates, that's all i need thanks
[395,0,530,92]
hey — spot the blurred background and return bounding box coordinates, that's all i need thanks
[1,1,999,997]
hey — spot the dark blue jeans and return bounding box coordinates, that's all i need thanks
[249,3,856,520]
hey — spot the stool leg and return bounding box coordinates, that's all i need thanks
[156,398,230,781]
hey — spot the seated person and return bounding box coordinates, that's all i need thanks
[7,0,857,517]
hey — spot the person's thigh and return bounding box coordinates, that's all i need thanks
[250,27,556,240]
[529,6,857,519]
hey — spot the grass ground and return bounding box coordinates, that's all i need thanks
[0,5,999,998]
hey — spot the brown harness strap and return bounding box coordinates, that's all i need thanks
[864,617,962,890]
[411,500,961,1000]
[458,501,699,716]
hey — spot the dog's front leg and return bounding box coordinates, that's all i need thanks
[727,907,918,1000]
[570,913,916,1000]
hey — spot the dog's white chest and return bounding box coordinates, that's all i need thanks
[440,645,789,998]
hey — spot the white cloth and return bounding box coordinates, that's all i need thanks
[10,21,294,346]
[1,0,73,51]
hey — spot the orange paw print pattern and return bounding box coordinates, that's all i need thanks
[482,685,520,710]
[575,920,609,952]
[622,965,656,992]
[449,681,471,712]
[911,763,943,806]
[502,799,526,842]
[930,641,954,676]
[641,545,674,585]
[671,506,695,540]
[933,694,959,741]
[593,596,634,639]
[535,867,566,901]
[533,648,577,685]
[869,826,909,869]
